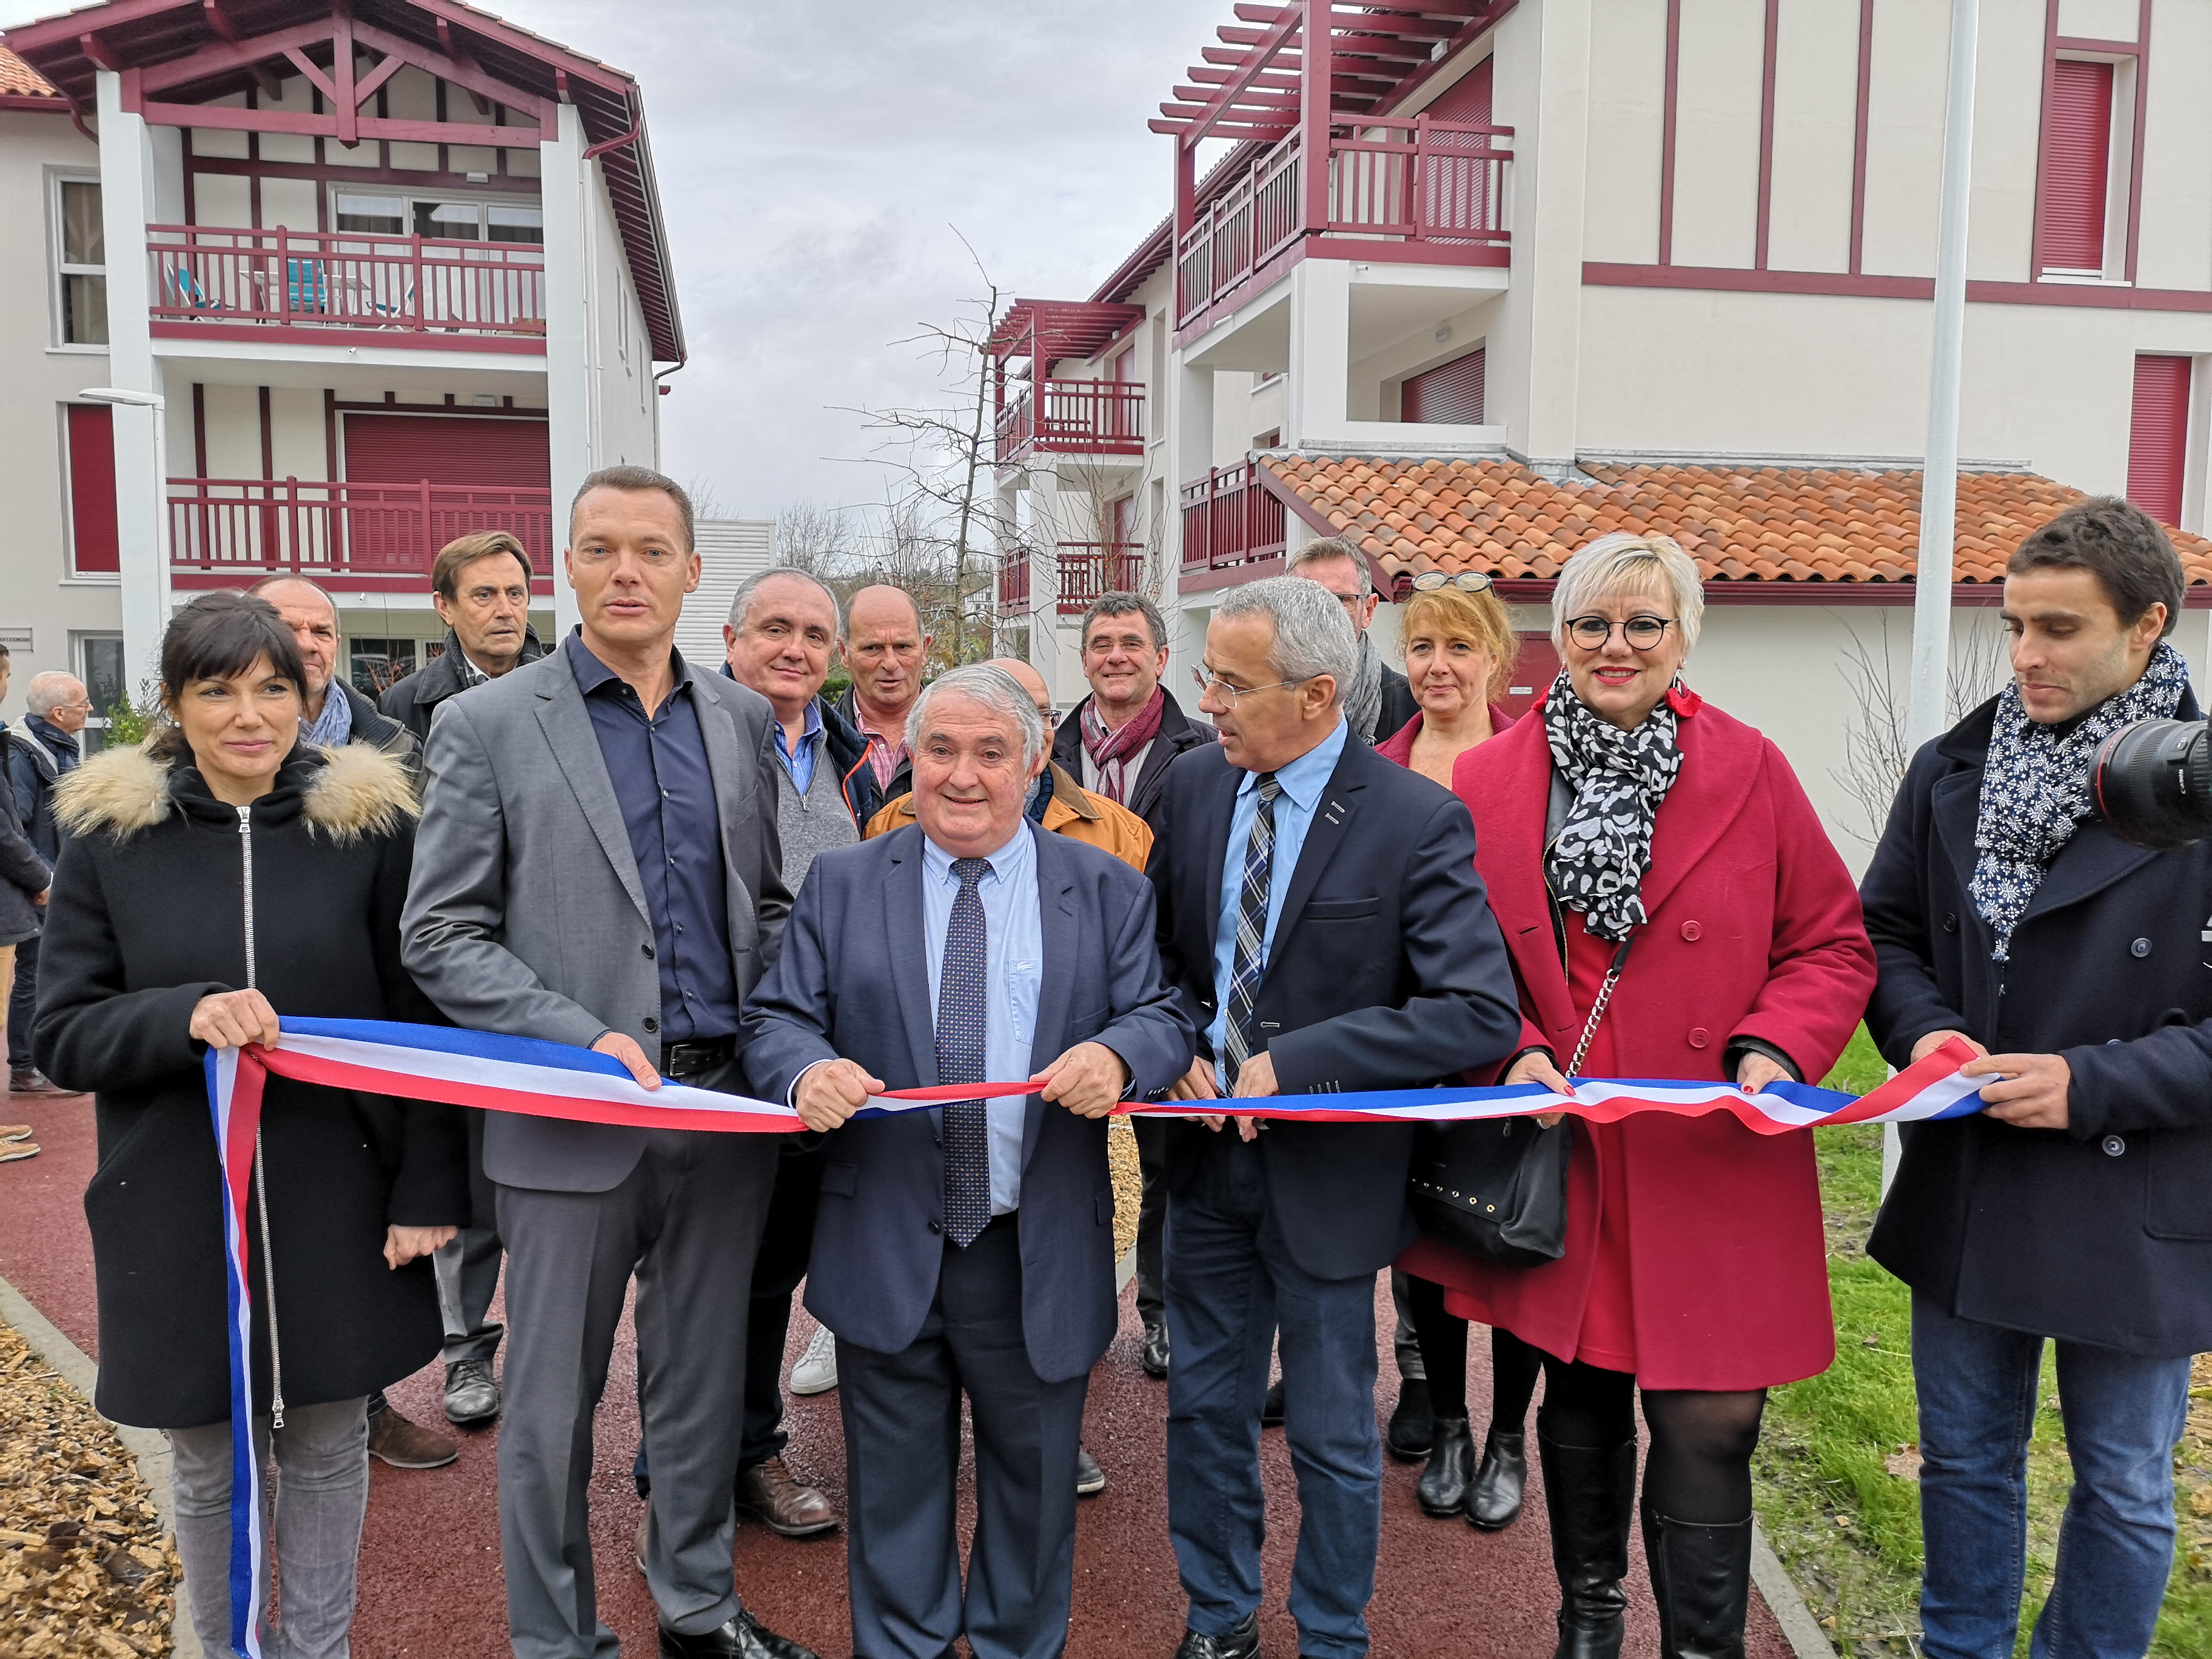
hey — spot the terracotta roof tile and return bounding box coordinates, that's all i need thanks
[1259,455,2212,591]
[1,46,58,98]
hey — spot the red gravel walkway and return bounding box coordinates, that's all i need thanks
[2,1087,1792,1658]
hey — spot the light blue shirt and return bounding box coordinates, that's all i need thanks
[1207,717,1350,1059]
[772,698,825,795]
[922,823,1042,1216]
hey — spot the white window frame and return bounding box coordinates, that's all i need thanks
[2039,52,2138,287]
[47,169,107,352]
[72,632,126,752]
[327,186,544,244]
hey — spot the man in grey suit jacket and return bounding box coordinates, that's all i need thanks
[402,466,813,1659]
[744,665,1195,1659]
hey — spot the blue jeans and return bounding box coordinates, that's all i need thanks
[1165,1133,1383,1659]
[1911,1290,2191,1659]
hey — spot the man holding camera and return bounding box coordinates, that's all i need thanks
[1861,495,2211,1659]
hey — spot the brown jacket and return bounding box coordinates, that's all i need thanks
[863,762,1153,874]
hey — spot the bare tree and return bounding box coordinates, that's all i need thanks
[775,499,861,577]
[682,475,733,522]
[1833,611,2010,844]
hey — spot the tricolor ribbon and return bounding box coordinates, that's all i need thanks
[206,1019,1982,1649]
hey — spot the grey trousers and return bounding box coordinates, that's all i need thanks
[433,1106,504,1367]
[495,1117,779,1659]
[169,1396,369,1659]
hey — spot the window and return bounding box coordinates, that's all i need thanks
[349,637,419,697]
[2039,59,2116,275]
[65,404,118,575]
[335,190,542,244]
[1401,348,1486,424]
[2128,355,2192,526]
[75,634,124,754]
[54,177,106,346]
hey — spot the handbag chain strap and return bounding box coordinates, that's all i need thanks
[1563,929,1638,1079]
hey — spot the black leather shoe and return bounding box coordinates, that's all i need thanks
[1416,1415,1473,1515]
[1076,1446,1106,1496]
[658,1609,818,1659]
[1174,1612,1259,1659]
[1386,1377,1433,1460]
[443,1357,501,1425]
[1142,1319,1171,1378]
[1468,1426,1528,1530]
[1261,1379,1285,1427]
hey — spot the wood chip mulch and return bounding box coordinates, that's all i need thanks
[0,1322,178,1658]
[1107,1116,1142,1260]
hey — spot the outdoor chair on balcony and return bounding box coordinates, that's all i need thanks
[286,258,331,317]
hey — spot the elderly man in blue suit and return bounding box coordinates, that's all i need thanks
[743,663,1195,1659]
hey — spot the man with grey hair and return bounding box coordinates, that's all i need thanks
[745,662,1195,1659]
[1148,575,1524,1659]
[1288,537,1416,744]
[246,573,419,770]
[5,671,87,1094]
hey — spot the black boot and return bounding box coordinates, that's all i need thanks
[1538,1432,1637,1659]
[1416,1416,1473,1516]
[1467,1426,1527,1530]
[1641,1508,1752,1659]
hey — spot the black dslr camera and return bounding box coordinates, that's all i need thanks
[2093,717,2212,849]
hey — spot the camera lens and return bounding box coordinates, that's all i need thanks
[2091,717,2212,850]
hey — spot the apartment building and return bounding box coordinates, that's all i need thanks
[995,0,2212,860]
[0,0,680,742]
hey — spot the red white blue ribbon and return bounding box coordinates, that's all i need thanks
[204,1017,1981,1648]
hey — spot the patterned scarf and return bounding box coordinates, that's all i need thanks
[1969,639,2190,962]
[1542,671,1686,941]
[303,682,354,751]
[1079,687,1165,804]
[1344,631,1385,744]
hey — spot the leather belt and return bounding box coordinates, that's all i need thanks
[659,1036,736,1079]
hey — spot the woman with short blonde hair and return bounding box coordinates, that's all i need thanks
[1378,574,1520,788]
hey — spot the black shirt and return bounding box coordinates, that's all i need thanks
[565,631,738,1041]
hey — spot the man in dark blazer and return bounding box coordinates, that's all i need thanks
[403,467,811,1659]
[1861,497,2212,1659]
[745,663,1194,1659]
[1150,576,1523,1659]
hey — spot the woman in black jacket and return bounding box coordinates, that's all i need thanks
[34,592,466,1659]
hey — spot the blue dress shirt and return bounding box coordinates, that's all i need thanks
[565,631,739,1042]
[1206,716,1350,1059]
[922,823,1042,1215]
[773,697,825,795]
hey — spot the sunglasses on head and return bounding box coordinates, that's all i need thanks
[1407,571,1496,594]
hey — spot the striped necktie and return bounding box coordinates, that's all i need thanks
[938,856,993,1248]
[1221,773,1281,1090]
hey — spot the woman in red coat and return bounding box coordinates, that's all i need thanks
[1399,532,1874,1659]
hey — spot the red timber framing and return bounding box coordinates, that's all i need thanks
[2,0,684,362]
[988,300,1146,464]
[1155,1,1521,340]
[1590,0,2200,317]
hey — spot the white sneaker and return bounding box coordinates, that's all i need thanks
[789,1324,839,1395]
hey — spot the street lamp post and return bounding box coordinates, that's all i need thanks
[78,387,172,700]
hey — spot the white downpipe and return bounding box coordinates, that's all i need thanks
[1889,0,1981,1199]
[541,103,593,641]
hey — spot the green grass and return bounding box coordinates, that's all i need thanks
[1749,1028,2212,1658]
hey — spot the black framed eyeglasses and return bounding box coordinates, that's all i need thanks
[1563,614,1676,649]
[1409,571,1496,595]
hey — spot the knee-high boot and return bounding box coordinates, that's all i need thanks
[1538,1432,1637,1659]
[1641,1506,1752,1659]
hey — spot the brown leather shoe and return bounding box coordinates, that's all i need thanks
[736,1455,839,1537]
[635,1509,649,1576]
[366,1403,458,1469]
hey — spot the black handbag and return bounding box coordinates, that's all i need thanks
[1407,930,1637,1266]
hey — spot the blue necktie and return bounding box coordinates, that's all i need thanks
[939,857,992,1248]
[1221,774,1280,1090]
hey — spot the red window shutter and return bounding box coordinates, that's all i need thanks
[2040,59,2114,272]
[2128,355,2191,526]
[1426,54,1492,126]
[67,403,119,574]
[1401,348,1486,424]
[341,415,551,487]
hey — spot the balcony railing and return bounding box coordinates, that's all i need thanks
[169,477,555,582]
[1180,463,1286,572]
[995,380,1146,464]
[147,225,548,338]
[1053,543,1146,614]
[1176,117,1512,325]
[997,550,1031,613]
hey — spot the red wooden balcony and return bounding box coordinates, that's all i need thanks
[1053,543,1147,614]
[1175,118,1512,327]
[994,380,1147,464]
[147,226,548,345]
[168,477,555,595]
[1180,463,1286,572]
[998,550,1032,613]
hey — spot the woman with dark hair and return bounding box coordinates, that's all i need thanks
[33,591,466,1659]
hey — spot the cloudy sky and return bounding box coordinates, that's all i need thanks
[4,1,1208,523]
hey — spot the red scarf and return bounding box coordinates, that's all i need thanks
[1079,687,1166,804]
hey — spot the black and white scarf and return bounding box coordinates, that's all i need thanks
[1542,671,1686,941]
[1969,639,2190,962]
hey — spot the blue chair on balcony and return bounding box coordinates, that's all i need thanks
[286,258,329,317]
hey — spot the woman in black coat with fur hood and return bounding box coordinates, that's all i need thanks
[33,591,467,1659]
